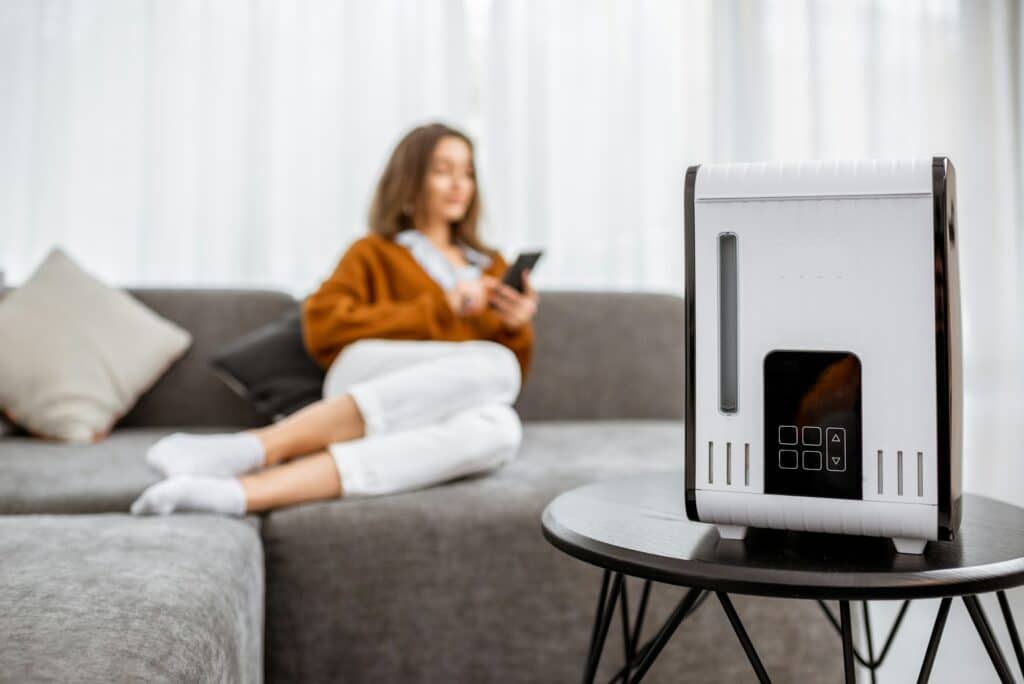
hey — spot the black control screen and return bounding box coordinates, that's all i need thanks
[763,350,862,500]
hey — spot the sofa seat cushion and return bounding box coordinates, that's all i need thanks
[0,514,264,683]
[262,420,839,682]
[0,427,239,514]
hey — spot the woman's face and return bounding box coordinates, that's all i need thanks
[420,135,475,225]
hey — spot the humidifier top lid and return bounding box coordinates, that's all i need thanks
[693,157,940,202]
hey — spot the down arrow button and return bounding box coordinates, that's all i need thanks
[825,427,846,472]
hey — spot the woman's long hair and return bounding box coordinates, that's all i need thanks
[368,123,497,259]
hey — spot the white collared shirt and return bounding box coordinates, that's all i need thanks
[394,229,493,291]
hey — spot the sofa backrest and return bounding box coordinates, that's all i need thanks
[117,289,297,428]
[110,288,684,427]
[518,291,684,421]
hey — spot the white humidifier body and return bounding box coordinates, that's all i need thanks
[683,157,962,554]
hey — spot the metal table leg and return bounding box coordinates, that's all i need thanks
[717,592,771,683]
[582,572,705,684]
[630,580,652,659]
[862,602,877,684]
[840,601,856,683]
[585,570,611,677]
[619,578,632,679]
[628,587,704,683]
[583,571,623,683]
[609,581,658,684]
[997,590,1024,677]
[963,594,1015,684]
[917,597,952,684]
[583,578,1024,683]
[817,599,910,671]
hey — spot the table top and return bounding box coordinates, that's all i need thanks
[541,473,1024,600]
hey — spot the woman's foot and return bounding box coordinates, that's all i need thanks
[146,432,266,478]
[130,476,246,515]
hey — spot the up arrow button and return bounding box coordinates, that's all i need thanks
[825,427,846,472]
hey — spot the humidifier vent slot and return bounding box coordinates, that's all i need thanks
[708,442,714,484]
[897,450,904,496]
[718,233,738,413]
[877,450,883,494]
[744,443,750,486]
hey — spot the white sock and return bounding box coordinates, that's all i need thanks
[146,432,265,478]
[130,476,246,516]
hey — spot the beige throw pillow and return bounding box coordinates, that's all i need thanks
[0,248,192,443]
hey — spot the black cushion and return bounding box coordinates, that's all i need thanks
[209,308,325,420]
[0,414,23,437]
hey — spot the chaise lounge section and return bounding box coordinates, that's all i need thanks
[0,514,264,683]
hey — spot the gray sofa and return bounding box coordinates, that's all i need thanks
[0,289,838,682]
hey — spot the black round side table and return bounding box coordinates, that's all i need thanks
[542,473,1024,684]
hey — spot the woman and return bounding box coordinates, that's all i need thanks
[131,123,538,515]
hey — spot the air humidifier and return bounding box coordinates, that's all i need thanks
[683,157,962,554]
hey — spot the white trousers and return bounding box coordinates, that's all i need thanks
[323,339,523,498]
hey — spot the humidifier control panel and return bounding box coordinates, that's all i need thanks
[763,350,862,500]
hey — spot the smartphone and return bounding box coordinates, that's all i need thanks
[501,251,543,292]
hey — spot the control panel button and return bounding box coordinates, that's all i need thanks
[778,425,798,445]
[802,450,822,470]
[801,426,822,446]
[826,427,846,471]
[779,449,798,469]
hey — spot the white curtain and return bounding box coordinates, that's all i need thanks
[0,0,470,296]
[477,0,1024,501]
[1,0,1021,500]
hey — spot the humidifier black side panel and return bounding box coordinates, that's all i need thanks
[932,156,962,541]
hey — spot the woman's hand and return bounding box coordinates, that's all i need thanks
[445,279,489,317]
[487,270,538,331]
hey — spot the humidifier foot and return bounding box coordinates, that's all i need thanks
[716,524,748,541]
[892,537,928,555]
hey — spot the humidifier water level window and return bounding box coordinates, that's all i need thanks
[684,157,962,555]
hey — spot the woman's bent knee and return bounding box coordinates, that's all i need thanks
[463,341,522,404]
[323,339,392,399]
[474,403,523,464]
